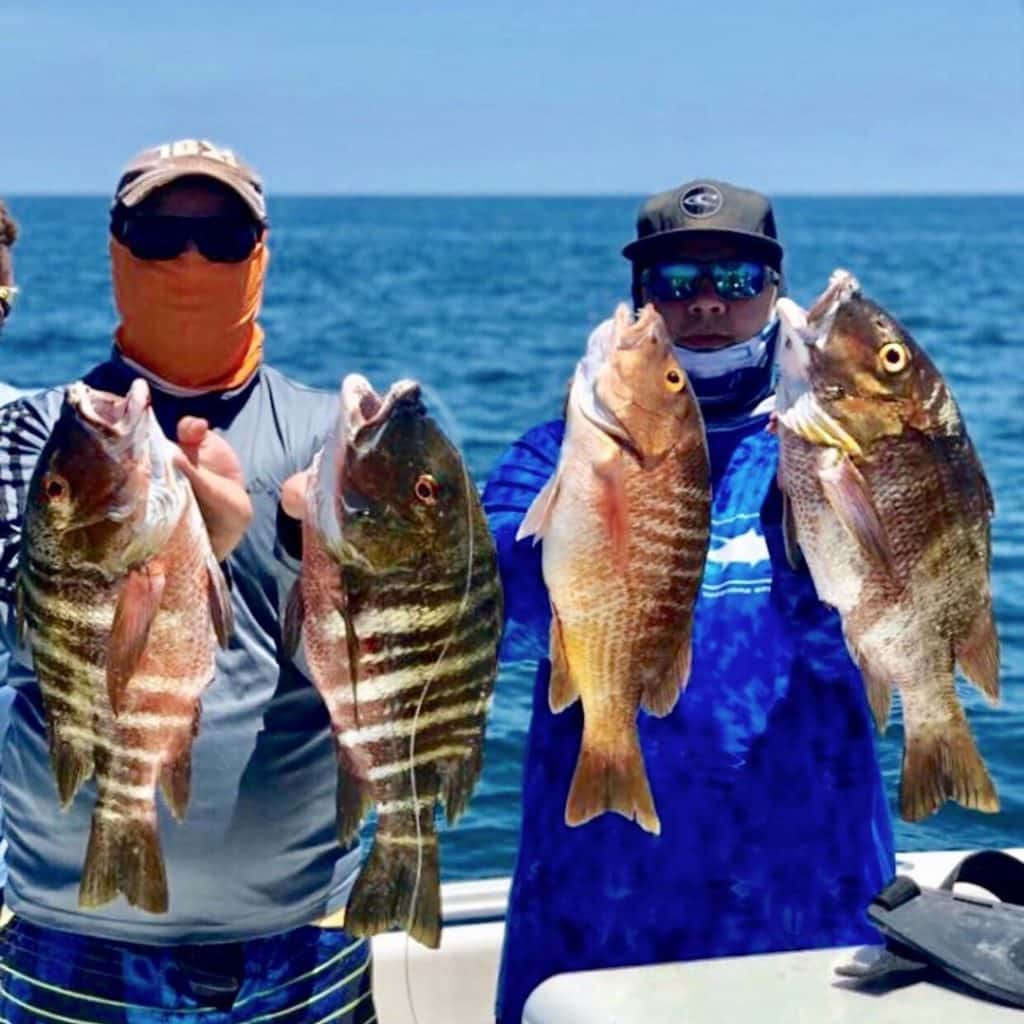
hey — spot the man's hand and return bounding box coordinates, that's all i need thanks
[174,417,253,560]
[280,470,309,521]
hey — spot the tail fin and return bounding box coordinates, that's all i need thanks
[900,711,999,822]
[79,808,168,914]
[564,723,659,835]
[344,832,442,949]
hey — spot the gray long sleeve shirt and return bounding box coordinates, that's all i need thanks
[0,357,361,943]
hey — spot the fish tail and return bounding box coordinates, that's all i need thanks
[901,710,999,822]
[565,724,660,835]
[49,735,94,807]
[79,807,168,914]
[344,831,442,949]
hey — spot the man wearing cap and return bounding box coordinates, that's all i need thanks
[0,141,375,1022]
[484,180,894,1023]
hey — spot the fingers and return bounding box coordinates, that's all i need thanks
[177,417,209,451]
[280,471,309,521]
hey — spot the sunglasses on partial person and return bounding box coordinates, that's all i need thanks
[642,260,779,302]
[110,212,264,264]
[0,285,18,319]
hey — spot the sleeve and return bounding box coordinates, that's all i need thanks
[482,419,565,664]
[0,393,60,662]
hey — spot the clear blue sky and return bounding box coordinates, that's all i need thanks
[2,0,1022,195]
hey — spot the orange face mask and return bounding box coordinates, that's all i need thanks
[111,237,269,393]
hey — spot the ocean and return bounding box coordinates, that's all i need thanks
[3,195,1023,880]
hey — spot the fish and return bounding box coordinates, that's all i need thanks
[516,303,711,835]
[18,378,233,912]
[285,375,502,949]
[774,270,1000,822]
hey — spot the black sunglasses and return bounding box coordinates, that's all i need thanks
[643,260,779,302]
[111,211,264,264]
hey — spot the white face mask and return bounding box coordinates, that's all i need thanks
[673,319,776,378]
[672,319,779,410]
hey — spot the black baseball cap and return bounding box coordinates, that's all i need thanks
[623,179,783,271]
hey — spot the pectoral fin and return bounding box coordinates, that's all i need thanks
[108,565,165,715]
[594,451,628,568]
[206,552,234,648]
[818,452,894,575]
[782,492,803,571]
[516,470,561,544]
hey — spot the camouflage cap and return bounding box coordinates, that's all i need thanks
[623,179,783,270]
[113,139,267,224]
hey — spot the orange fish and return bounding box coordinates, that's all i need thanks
[518,304,710,834]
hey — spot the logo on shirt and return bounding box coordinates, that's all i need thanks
[706,528,770,567]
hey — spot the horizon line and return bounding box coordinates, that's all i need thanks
[4,190,1024,201]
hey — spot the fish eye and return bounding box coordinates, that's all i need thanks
[43,475,68,501]
[414,474,439,505]
[879,342,908,373]
[664,368,686,392]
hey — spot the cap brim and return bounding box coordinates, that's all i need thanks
[623,228,783,270]
[116,158,266,223]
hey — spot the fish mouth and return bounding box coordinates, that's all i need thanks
[68,378,151,441]
[775,270,864,456]
[341,374,422,448]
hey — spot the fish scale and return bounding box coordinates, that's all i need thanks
[289,374,502,949]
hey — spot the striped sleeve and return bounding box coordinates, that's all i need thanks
[0,394,59,625]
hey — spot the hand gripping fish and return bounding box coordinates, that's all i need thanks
[774,271,1000,822]
[285,375,502,948]
[19,379,233,912]
[517,304,711,835]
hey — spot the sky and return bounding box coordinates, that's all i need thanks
[1,0,1022,195]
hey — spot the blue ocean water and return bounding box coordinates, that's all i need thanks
[3,195,1023,880]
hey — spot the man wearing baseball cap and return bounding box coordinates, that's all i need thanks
[0,141,375,1022]
[484,179,894,1022]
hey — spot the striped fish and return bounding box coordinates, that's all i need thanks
[517,304,711,835]
[285,375,502,949]
[19,379,232,913]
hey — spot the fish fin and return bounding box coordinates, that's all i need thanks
[50,736,94,806]
[641,639,689,716]
[860,662,892,734]
[548,610,579,712]
[516,469,561,544]
[900,711,998,822]
[955,604,1000,704]
[206,552,234,649]
[594,451,628,568]
[335,747,373,844]
[282,581,305,658]
[80,809,168,914]
[14,575,26,645]
[782,491,804,571]
[108,565,165,716]
[441,744,484,825]
[345,832,442,949]
[565,726,659,835]
[818,454,894,575]
[159,720,197,822]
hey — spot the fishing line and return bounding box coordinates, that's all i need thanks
[401,452,477,1024]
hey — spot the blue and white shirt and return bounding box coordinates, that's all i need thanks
[485,403,895,1024]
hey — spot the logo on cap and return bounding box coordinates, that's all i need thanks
[680,184,723,219]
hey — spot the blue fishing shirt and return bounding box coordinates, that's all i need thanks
[485,409,895,1024]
